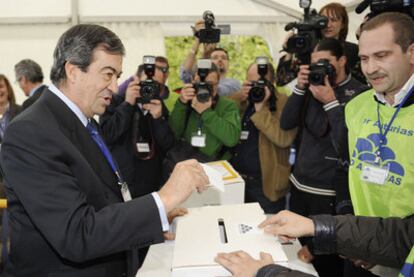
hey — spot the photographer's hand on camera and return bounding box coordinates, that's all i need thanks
[143,99,163,119]
[191,94,212,114]
[253,86,271,112]
[179,83,196,104]
[125,77,141,106]
[296,65,310,90]
[309,75,337,104]
[240,80,252,102]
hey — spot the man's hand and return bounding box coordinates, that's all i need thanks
[309,76,337,104]
[191,95,212,114]
[143,99,163,119]
[158,159,208,213]
[297,245,314,264]
[180,84,196,104]
[240,81,251,102]
[125,76,141,106]
[163,207,188,241]
[259,210,315,242]
[215,251,273,277]
[296,65,310,90]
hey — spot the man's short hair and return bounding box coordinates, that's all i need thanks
[314,38,345,60]
[319,2,349,42]
[361,12,414,52]
[14,59,44,83]
[136,64,145,78]
[50,24,125,86]
[211,48,229,59]
[155,56,169,67]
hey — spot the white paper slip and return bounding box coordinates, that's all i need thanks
[200,163,225,192]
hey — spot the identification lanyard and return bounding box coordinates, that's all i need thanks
[375,85,414,163]
[86,122,132,201]
[191,117,206,147]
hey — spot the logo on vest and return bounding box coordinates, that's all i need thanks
[351,133,405,185]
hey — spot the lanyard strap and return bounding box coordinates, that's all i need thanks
[376,85,414,156]
[196,116,203,135]
[86,122,125,185]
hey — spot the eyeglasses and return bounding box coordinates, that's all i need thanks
[156,65,169,74]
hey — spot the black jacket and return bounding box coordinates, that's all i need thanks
[257,214,414,276]
[1,90,164,276]
[22,84,46,110]
[280,76,368,212]
[100,93,175,198]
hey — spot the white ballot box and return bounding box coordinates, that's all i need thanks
[171,203,288,277]
[181,160,245,208]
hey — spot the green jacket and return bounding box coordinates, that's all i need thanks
[169,96,241,159]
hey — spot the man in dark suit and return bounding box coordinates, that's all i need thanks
[0,24,208,277]
[14,59,47,110]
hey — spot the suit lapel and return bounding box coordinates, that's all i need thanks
[42,90,122,198]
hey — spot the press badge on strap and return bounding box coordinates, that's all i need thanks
[191,132,206,147]
[120,182,132,202]
[240,131,249,140]
[361,163,390,185]
[136,142,150,153]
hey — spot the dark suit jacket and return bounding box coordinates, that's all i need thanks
[21,84,46,110]
[0,89,164,277]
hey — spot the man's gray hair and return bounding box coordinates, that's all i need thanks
[14,59,44,83]
[50,24,125,86]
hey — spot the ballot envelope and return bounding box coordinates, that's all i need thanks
[181,160,245,208]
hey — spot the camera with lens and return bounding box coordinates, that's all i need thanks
[308,59,336,86]
[355,0,414,19]
[285,0,328,64]
[196,10,221,43]
[138,55,161,104]
[248,57,269,103]
[193,59,213,103]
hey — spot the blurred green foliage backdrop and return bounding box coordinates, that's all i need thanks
[165,35,273,91]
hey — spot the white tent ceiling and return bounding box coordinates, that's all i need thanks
[0,0,368,104]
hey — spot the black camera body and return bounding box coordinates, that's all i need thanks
[248,57,269,103]
[308,59,336,86]
[193,82,213,103]
[193,59,213,103]
[356,0,414,19]
[138,56,161,104]
[198,11,221,43]
[285,1,328,64]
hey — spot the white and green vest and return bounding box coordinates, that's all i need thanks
[346,90,414,217]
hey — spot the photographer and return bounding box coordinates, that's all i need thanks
[277,2,365,87]
[170,62,241,160]
[180,18,241,96]
[280,38,369,277]
[229,58,297,214]
[118,56,179,112]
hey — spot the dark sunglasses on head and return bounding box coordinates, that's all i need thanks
[156,65,169,73]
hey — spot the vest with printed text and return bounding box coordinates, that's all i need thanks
[346,90,414,217]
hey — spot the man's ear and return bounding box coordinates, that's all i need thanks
[408,43,414,65]
[64,62,79,84]
[338,55,347,69]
